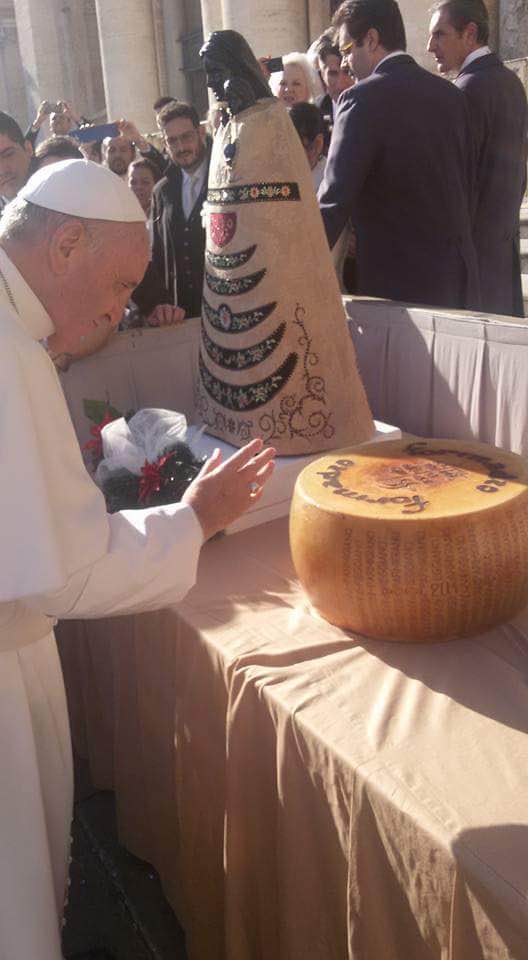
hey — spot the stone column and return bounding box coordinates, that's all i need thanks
[12,0,66,115]
[0,11,28,128]
[200,0,223,40]
[94,0,160,130]
[399,0,434,68]
[81,0,106,120]
[500,0,528,60]
[58,1,105,123]
[485,0,499,52]
[151,0,169,101]
[308,0,331,43]
[221,0,310,57]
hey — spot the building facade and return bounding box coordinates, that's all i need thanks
[1,0,527,134]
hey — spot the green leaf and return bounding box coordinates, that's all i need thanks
[83,399,121,424]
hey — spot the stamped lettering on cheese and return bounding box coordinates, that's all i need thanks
[317,458,431,514]
[317,444,520,517]
[372,459,467,490]
[405,441,518,494]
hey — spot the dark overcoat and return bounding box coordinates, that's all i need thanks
[315,91,334,153]
[150,153,211,319]
[319,54,480,311]
[456,52,528,317]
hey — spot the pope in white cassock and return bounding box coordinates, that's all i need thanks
[0,158,275,960]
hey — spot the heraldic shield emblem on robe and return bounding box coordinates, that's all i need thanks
[196,96,374,456]
[209,211,237,248]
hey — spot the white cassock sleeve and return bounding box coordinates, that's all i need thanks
[27,502,204,619]
[0,303,204,619]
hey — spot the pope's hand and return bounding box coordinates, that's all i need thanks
[146,304,186,326]
[182,438,276,541]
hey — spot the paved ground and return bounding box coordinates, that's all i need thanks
[62,790,187,960]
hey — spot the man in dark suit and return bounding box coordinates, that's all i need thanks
[428,0,528,317]
[149,102,210,319]
[319,0,479,311]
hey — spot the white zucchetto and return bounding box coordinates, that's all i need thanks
[19,158,146,223]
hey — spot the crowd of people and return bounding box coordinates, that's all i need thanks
[0,0,526,337]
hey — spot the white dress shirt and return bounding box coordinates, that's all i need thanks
[374,50,408,73]
[182,155,208,220]
[311,155,327,192]
[459,45,491,73]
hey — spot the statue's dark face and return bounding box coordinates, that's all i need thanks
[203,54,231,103]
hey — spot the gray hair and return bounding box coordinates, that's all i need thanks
[0,197,73,244]
[0,196,128,249]
[430,0,489,44]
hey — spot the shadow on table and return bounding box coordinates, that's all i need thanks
[181,517,300,632]
[451,823,528,960]
[360,627,528,735]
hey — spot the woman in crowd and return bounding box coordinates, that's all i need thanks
[276,52,323,106]
[127,156,160,218]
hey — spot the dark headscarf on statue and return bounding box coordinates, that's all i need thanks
[200,30,273,117]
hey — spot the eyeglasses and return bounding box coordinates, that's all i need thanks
[165,131,197,147]
[340,39,356,56]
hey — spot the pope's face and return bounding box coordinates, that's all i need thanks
[427,9,470,73]
[46,221,150,367]
[0,133,32,199]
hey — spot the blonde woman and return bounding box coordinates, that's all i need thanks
[276,52,324,106]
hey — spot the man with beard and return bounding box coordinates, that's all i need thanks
[149,101,210,318]
[102,133,136,179]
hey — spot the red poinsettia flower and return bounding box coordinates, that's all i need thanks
[138,454,170,504]
[82,410,118,461]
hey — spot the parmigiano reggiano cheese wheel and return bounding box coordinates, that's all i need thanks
[290,438,528,642]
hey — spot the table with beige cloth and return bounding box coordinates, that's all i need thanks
[60,299,528,455]
[58,299,528,959]
[58,513,528,960]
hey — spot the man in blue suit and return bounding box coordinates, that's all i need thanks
[428,0,528,317]
[319,0,479,311]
